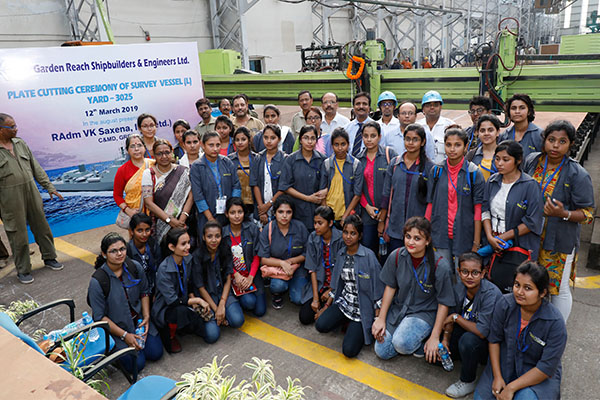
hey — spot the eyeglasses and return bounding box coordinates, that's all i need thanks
[107,247,127,255]
[0,125,16,130]
[404,137,421,143]
[380,101,395,107]
[459,269,482,278]
[322,100,337,105]
[302,136,317,142]
[129,143,144,149]
[141,124,156,129]
[468,108,486,115]
[306,116,322,122]
[400,112,415,117]
[156,151,172,157]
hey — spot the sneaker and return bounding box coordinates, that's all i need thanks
[412,346,425,358]
[169,336,182,354]
[17,273,34,284]
[272,295,283,310]
[445,380,476,398]
[44,259,64,271]
[0,259,7,269]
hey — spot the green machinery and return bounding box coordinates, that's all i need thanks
[201,31,600,114]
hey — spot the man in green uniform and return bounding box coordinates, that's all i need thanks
[0,113,64,284]
[194,97,216,140]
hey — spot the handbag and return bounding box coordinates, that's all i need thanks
[487,228,531,294]
[259,221,300,281]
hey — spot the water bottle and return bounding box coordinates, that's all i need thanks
[477,239,514,257]
[135,319,146,349]
[438,343,454,372]
[82,311,99,342]
[378,237,388,257]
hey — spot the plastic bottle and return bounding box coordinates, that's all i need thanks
[135,319,146,349]
[477,239,514,257]
[438,343,454,372]
[378,237,388,257]
[82,311,99,342]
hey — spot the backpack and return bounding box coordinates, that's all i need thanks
[87,258,139,306]
[323,155,361,185]
[431,163,478,197]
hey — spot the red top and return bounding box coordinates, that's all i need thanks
[230,235,260,277]
[359,157,375,208]
[447,159,462,239]
[113,160,141,207]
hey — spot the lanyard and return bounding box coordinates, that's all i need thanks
[265,157,279,180]
[539,156,565,195]
[122,262,142,288]
[462,297,475,320]
[175,257,187,296]
[321,237,332,270]
[467,130,475,151]
[208,159,223,197]
[333,158,352,185]
[412,262,430,294]
[287,235,293,258]
[145,148,153,159]
[399,160,423,176]
[230,232,247,249]
[479,161,497,174]
[236,154,251,177]
[448,166,472,196]
[134,244,152,272]
[516,308,531,353]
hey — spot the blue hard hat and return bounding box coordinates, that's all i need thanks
[421,90,443,105]
[377,91,397,106]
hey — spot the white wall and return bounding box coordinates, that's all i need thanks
[0,0,355,72]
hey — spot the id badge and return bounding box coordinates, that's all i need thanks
[216,196,227,214]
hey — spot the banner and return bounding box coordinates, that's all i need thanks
[0,42,203,240]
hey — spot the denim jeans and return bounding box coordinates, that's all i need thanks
[238,292,267,317]
[270,272,308,305]
[434,247,459,270]
[315,303,365,358]
[474,387,538,400]
[450,326,488,383]
[374,316,432,359]
[119,333,164,373]
[210,294,245,328]
[362,223,379,255]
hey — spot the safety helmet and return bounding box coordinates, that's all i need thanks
[377,91,397,106]
[421,90,443,105]
[424,56,429,61]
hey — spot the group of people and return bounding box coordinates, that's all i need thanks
[0,84,592,399]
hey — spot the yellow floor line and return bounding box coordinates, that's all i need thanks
[240,316,446,399]
[53,237,447,400]
[574,275,600,289]
[54,238,98,266]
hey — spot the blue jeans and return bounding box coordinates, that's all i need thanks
[435,247,459,270]
[120,333,164,373]
[270,272,308,305]
[374,316,432,359]
[210,294,245,328]
[315,303,365,358]
[474,387,538,400]
[362,223,379,255]
[238,292,267,317]
[450,326,488,383]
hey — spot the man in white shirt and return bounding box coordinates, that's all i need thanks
[417,90,455,164]
[290,90,313,140]
[320,92,350,135]
[376,91,400,148]
[382,101,419,155]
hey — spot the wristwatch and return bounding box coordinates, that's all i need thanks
[120,331,128,341]
[165,217,171,224]
[563,211,571,221]
[452,314,458,323]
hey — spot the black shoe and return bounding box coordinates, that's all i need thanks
[44,259,64,271]
[17,273,34,284]
[272,295,283,310]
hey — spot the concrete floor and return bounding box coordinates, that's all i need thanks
[1,111,599,400]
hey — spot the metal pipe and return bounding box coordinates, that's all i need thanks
[339,0,463,15]
[517,54,600,60]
